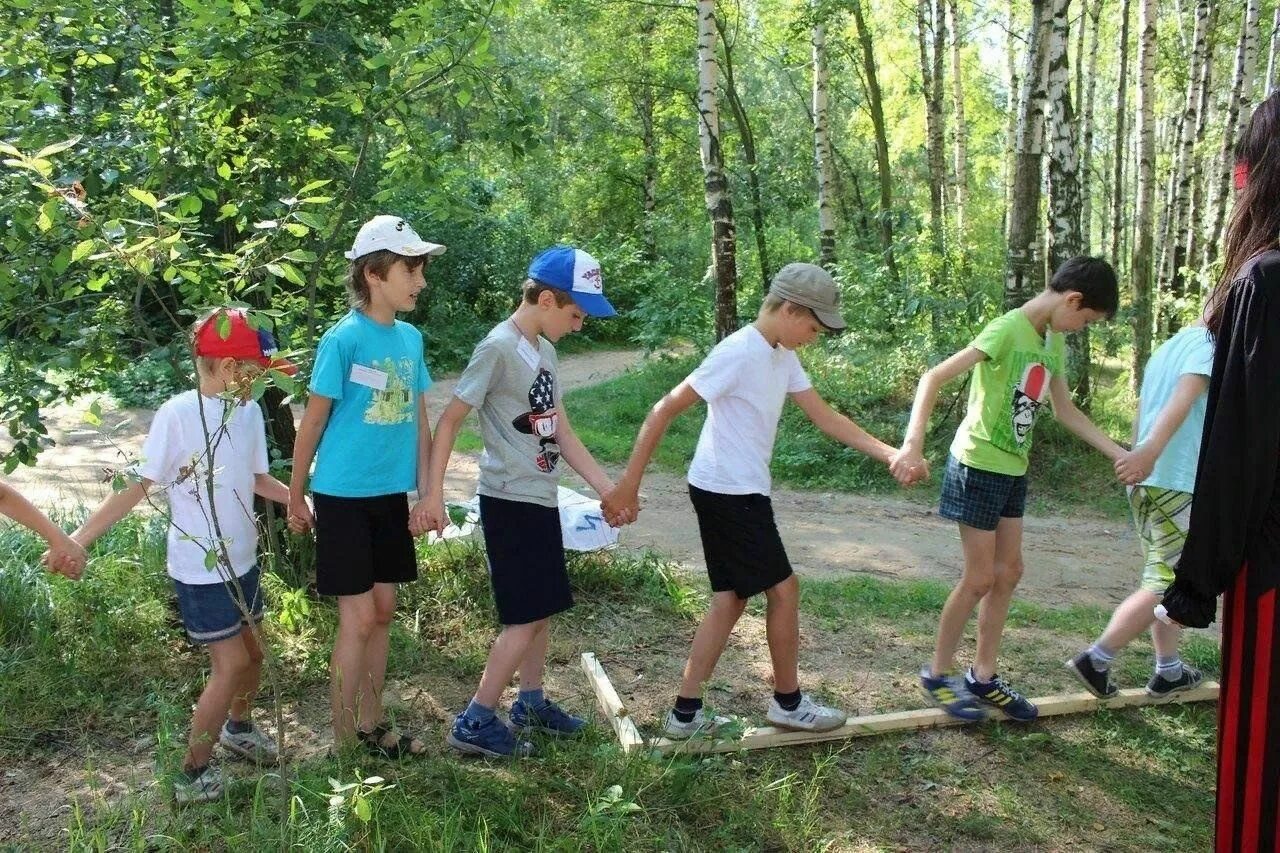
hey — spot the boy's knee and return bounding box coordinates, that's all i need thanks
[958,572,996,599]
[993,560,1024,589]
[711,592,748,616]
[371,601,396,628]
[764,576,799,606]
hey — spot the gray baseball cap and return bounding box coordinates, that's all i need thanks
[768,263,846,331]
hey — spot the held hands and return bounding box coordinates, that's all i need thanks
[888,447,930,487]
[410,495,446,538]
[40,532,87,580]
[1114,446,1155,486]
[287,494,314,534]
[600,480,640,528]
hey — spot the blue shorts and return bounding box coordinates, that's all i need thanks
[938,455,1028,531]
[173,565,265,645]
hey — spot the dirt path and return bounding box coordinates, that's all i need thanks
[15,345,1144,608]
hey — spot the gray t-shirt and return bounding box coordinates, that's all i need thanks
[453,321,561,507]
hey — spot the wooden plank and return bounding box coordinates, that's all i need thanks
[580,652,645,753]
[646,682,1220,756]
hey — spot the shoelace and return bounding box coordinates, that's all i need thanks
[989,675,1026,703]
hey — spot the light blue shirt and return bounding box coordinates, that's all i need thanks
[309,310,431,497]
[1137,325,1214,494]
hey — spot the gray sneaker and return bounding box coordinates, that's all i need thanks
[173,763,225,805]
[662,708,731,740]
[765,695,847,732]
[220,721,278,765]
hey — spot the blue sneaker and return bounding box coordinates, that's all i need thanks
[964,669,1038,722]
[920,666,986,722]
[446,713,534,758]
[509,698,587,737]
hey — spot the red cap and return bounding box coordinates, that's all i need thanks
[194,309,298,375]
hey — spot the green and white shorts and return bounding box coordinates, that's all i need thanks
[1128,485,1194,594]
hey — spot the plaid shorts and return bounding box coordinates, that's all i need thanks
[1128,485,1193,593]
[938,455,1028,531]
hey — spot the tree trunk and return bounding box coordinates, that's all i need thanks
[947,0,969,238]
[1204,0,1262,269]
[1267,4,1279,96]
[1130,0,1158,394]
[917,0,948,291]
[1184,0,1220,282]
[1045,0,1089,399]
[1004,0,1021,244]
[812,8,837,269]
[1079,0,1102,253]
[1162,0,1214,332]
[717,18,769,292]
[1109,0,1133,267]
[632,17,659,264]
[850,0,901,285]
[696,0,738,341]
[1005,0,1053,310]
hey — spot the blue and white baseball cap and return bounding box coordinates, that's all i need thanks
[527,246,616,318]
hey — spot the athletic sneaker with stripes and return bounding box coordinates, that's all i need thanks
[964,668,1038,721]
[919,666,986,722]
[764,694,847,732]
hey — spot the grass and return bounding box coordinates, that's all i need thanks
[0,517,1217,850]
[566,348,1139,520]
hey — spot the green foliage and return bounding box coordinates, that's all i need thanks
[100,348,189,409]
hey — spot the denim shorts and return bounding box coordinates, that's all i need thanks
[173,565,265,644]
[938,455,1028,531]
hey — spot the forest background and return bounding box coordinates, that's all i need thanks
[0,0,1274,847]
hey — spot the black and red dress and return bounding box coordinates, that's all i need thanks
[1165,248,1280,853]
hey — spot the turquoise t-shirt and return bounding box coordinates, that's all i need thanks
[309,310,431,497]
[1136,325,1214,494]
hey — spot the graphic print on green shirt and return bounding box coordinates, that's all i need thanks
[950,309,1066,476]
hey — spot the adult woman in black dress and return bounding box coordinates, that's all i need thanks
[1163,90,1280,853]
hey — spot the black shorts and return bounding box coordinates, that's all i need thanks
[937,455,1028,531]
[688,484,793,599]
[313,492,418,596]
[480,494,573,625]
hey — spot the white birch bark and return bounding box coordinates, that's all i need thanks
[812,11,837,268]
[1131,0,1158,393]
[696,0,738,341]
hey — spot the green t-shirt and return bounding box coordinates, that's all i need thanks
[949,308,1066,476]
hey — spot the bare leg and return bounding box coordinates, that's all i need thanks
[186,635,250,771]
[763,576,800,694]
[972,517,1025,682]
[931,524,997,675]
[678,592,748,697]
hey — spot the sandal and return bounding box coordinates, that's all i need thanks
[357,723,427,758]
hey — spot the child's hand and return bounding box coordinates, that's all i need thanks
[408,497,438,538]
[601,482,639,528]
[1114,447,1154,486]
[287,494,314,534]
[889,448,928,485]
[41,534,87,580]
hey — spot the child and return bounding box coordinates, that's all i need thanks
[1067,321,1213,699]
[287,215,443,757]
[604,263,918,739]
[69,308,296,803]
[8,479,86,578]
[892,256,1125,722]
[423,245,621,758]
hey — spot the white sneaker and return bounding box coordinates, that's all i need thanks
[173,762,225,805]
[662,708,731,740]
[766,694,847,732]
[220,721,278,765]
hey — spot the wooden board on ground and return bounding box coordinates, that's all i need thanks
[580,652,645,752]
[579,651,1219,756]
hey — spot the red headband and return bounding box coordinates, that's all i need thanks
[1234,161,1249,191]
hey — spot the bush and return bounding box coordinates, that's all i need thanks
[100,348,190,409]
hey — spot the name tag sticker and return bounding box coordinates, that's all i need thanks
[350,363,389,391]
[515,337,541,371]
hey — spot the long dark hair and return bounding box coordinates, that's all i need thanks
[1205,90,1280,337]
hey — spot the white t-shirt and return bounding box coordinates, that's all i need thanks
[686,325,812,496]
[138,390,269,584]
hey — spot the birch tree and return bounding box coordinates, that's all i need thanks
[1162,0,1214,328]
[812,6,837,269]
[850,0,901,284]
[696,0,738,341]
[947,0,969,237]
[1130,0,1157,392]
[1004,0,1053,309]
[1045,0,1088,396]
[1109,0,1132,266]
[917,0,948,289]
[1266,4,1279,95]
[1204,0,1262,269]
[1078,0,1102,252]
[1004,0,1021,243]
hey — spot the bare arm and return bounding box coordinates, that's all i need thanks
[789,388,895,463]
[287,393,331,530]
[1048,374,1126,461]
[601,382,703,524]
[556,404,613,497]
[1115,373,1209,484]
[2,481,88,578]
[71,479,151,550]
[891,347,987,479]
[408,392,435,535]
[253,473,292,505]
[421,396,474,533]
